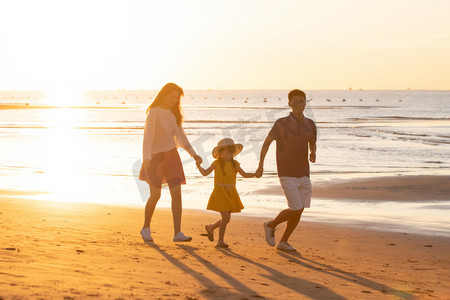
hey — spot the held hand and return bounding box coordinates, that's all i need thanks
[194,155,202,165]
[309,153,316,163]
[255,166,263,178]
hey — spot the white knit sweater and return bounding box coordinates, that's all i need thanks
[142,106,195,160]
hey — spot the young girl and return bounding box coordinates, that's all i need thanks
[196,138,256,248]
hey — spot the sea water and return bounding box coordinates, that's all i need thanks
[1,90,449,236]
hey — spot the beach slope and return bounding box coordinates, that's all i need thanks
[1,197,449,299]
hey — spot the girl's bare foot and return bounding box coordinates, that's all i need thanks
[216,241,229,248]
[205,225,214,242]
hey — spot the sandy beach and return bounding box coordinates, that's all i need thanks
[1,196,449,299]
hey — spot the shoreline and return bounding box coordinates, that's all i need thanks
[262,175,450,202]
[2,174,450,238]
[1,197,449,299]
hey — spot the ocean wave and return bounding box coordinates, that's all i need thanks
[0,104,136,110]
[350,116,450,121]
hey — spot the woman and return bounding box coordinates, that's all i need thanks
[139,83,202,242]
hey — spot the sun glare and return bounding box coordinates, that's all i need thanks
[44,90,85,107]
[36,106,91,202]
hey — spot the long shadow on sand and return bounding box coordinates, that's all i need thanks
[145,241,262,299]
[214,247,346,300]
[176,244,264,299]
[277,251,415,300]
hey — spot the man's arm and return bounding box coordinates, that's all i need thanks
[256,135,274,177]
[309,142,316,163]
[309,121,317,163]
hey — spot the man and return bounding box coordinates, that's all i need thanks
[256,89,317,252]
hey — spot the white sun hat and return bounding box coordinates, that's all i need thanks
[212,138,243,159]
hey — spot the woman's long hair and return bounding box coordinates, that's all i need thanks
[146,83,184,125]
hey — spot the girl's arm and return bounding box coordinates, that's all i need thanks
[196,161,215,176]
[237,165,256,178]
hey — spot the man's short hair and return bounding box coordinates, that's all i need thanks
[288,89,306,101]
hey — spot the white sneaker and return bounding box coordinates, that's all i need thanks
[263,222,275,246]
[140,227,153,241]
[173,232,192,242]
[277,241,297,252]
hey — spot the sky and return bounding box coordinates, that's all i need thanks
[0,0,449,91]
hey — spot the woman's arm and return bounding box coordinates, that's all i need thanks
[237,165,256,178]
[177,125,202,164]
[196,161,215,176]
[142,109,157,162]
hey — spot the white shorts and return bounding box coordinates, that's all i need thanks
[279,176,312,211]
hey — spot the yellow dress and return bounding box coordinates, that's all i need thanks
[207,159,244,213]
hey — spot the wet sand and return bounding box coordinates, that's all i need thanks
[263,175,450,201]
[313,175,450,201]
[1,196,449,299]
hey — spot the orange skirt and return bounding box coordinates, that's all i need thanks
[139,148,186,188]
